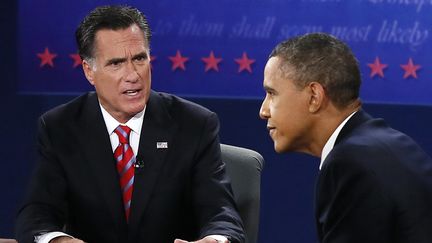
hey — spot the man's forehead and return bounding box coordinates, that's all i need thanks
[265,57,285,79]
[93,30,148,56]
[95,25,147,44]
[96,29,146,42]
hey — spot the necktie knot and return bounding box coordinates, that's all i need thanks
[114,125,131,144]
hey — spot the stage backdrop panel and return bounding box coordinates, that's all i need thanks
[18,0,432,104]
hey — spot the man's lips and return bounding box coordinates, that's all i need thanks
[267,125,276,136]
[122,89,141,96]
[267,125,275,131]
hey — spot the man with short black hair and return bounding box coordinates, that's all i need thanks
[16,5,244,243]
[260,32,432,243]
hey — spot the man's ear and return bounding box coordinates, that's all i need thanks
[307,82,326,113]
[82,60,95,86]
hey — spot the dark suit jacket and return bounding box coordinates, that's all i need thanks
[16,91,244,243]
[315,110,432,243]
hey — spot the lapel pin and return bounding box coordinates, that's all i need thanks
[156,142,168,149]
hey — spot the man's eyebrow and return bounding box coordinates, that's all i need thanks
[263,85,276,92]
[105,57,127,66]
[132,52,148,59]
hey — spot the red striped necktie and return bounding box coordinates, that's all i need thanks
[113,125,135,221]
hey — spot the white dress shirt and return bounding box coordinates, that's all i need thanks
[100,104,145,154]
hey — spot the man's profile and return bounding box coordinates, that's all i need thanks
[260,32,432,243]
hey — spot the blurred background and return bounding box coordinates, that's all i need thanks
[2,1,432,242]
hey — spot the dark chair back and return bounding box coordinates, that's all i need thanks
[221,144,265,243]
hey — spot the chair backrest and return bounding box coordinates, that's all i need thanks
[221,144,265,243]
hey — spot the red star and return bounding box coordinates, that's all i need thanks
[69,53,82,68]
[367,57,387,78]
[235,52,255,73]
[202,51,222,72]
[401,58,421,79]
[37,47,57,67]
[168,50,189,71]
[150,55,156,69]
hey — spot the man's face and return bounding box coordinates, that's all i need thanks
[259,57,313,153]
[83,24,151,123]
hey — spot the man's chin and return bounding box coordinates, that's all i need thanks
[274,143,288,154]
[127,107,145,116]
[120,104,145,120]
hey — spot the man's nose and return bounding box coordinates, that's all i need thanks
[124,61,139,82]
[259,98,270,119]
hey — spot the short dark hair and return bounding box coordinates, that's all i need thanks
[75,5,152,61]
[270,32,361,108]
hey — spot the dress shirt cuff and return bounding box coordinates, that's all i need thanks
[207,235,229,242]
[35,231,72,243]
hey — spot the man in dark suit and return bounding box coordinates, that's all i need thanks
[15,5,244,243]
[259,32,432,242]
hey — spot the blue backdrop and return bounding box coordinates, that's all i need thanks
[2,1,432,242]
[18,0,432,104]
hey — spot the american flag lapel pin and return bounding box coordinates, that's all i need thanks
[156,142,168,149]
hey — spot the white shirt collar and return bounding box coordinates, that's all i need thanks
[99,104,145,137]
[320,111,357,170]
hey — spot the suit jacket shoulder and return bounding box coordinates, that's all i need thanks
[147,91,216,125]
[316,109,432,243]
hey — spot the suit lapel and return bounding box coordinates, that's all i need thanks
[128,91,177,235]
[76,92,126,228]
